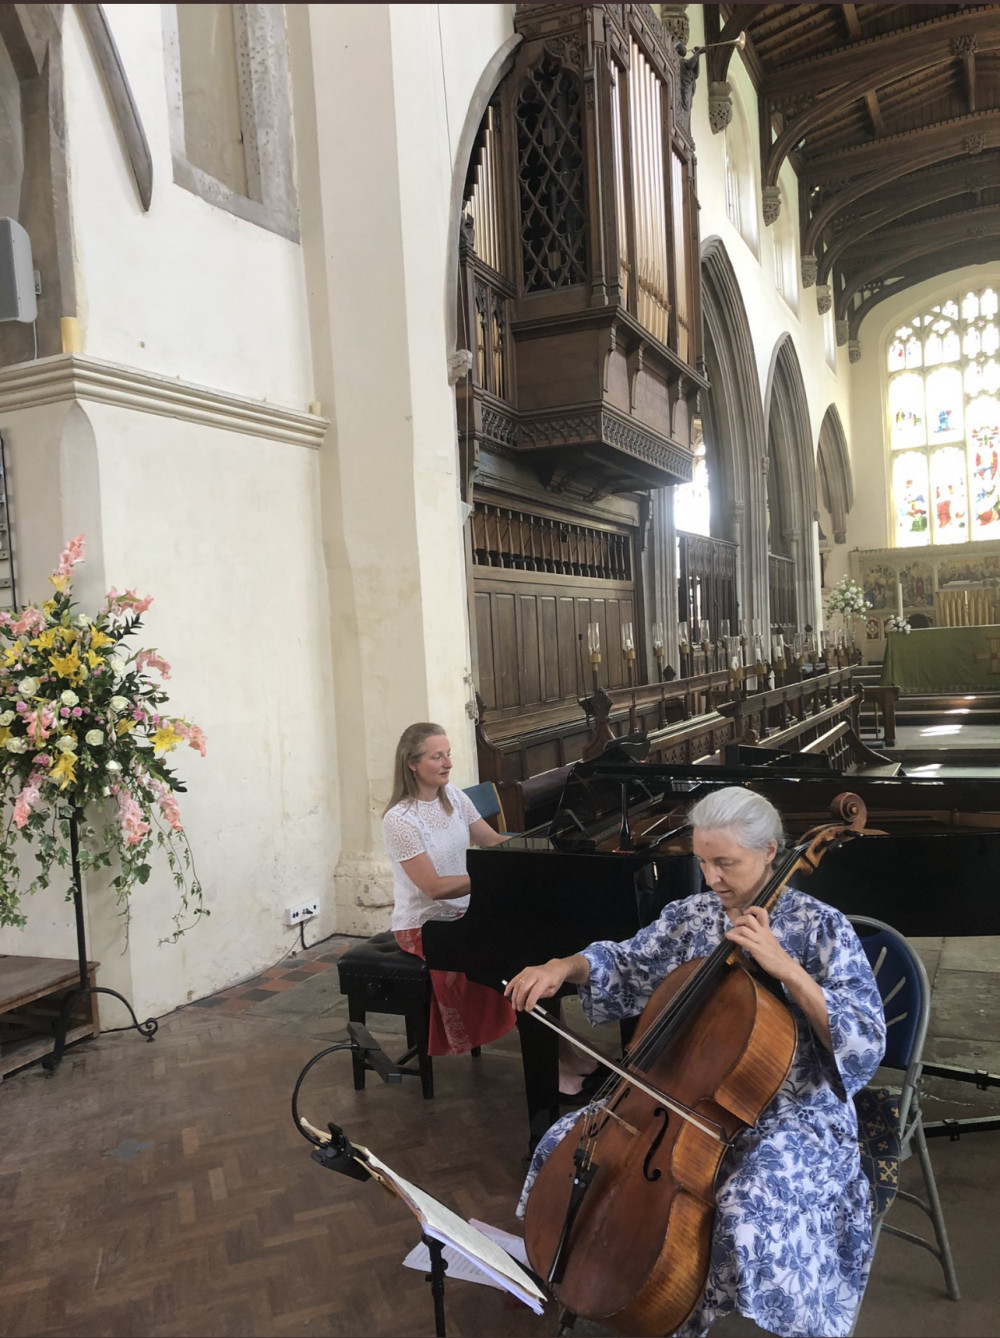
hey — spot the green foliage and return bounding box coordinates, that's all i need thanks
[0,536,208,941]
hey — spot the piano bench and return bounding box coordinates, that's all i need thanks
[337,931,436,1098]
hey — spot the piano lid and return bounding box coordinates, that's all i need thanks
[547,755,1000,853]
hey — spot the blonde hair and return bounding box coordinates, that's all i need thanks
[383,722,454,816]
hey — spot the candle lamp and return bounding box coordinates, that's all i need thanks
[651,622,665,680]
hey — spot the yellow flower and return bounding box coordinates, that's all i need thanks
[42,599,56,616]
[115,717,136,737]
[49,574,70,593]
[0,725,10,748]
[2,641,23,667]
[57,625,78,644]
[49,643,84,685]
[85,648,105,669]
[152,724,184,755]
[49,752,77,790]
[88,627,114,649]
[31,628,58,651]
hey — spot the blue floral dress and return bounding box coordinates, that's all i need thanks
[516,886,886,1338]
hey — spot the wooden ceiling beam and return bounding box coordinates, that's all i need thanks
[761,26,997,192]
[836,217,1000,320]
[840,203,1000,268]
[963,50,977,115]
[846,239,1000,342]
[815,158,998,284]
[763,7,1000,99]
[802,108,1000,186]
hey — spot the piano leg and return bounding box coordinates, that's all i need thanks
[516,997,562,1152]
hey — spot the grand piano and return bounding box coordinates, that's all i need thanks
[422,752,1000,1146]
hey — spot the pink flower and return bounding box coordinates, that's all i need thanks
[136,649,171,679]
[113,787,150,847]
[56,534,86,576]
[174,720,207,757]
[150,778,184,832]
[60,707,70,718]
[5,608,46,638]
[71,707,82,718]
[24,704,55,744]
[13,772,44,829]
[104,587,154,621]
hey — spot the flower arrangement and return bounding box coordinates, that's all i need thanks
[0,536,206,939]
[886,614,912,634]
[824,576,872,619]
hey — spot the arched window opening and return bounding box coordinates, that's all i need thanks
[770,185,797,314]
[722,94,758,258]
[888,286,1000,547]
[673,417,710,536]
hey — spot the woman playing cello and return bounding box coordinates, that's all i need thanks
[505,787,886,1338]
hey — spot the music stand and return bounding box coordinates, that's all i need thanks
[294,1023,547,1337]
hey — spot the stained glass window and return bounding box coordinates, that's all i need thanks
[887,286,1000,546]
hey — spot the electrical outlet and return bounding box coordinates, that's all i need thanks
[284,899,319,926]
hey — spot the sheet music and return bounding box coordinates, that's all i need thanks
[357,1146,546,1314]
[403,1219,531,1292]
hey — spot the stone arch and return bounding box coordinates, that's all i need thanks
[817,404,853,546]
[700,235,768,629]
[763,334,817,629]
[444,33,522,365]
[0,5,75,366]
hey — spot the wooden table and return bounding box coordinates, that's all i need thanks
[0,955,100,1078]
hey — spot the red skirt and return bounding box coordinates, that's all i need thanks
[394,926,517,1056]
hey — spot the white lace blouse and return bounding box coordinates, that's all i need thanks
[383,784,481,931]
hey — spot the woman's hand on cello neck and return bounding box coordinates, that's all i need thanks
[505,955,591,1012]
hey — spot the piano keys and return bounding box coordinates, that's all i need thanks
[423,754,1000,1146]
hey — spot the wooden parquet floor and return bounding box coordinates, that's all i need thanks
[3,933,1000,1338]
[0,937,560,1338]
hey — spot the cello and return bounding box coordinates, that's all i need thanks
[521,792,869,1336]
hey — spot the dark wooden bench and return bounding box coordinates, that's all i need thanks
[799,720,902,776]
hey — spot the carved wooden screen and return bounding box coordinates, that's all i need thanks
[768,553,797,632]
[473,501,636,724]
[677,530,738,637]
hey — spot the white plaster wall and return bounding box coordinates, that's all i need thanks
[290,4,514,935]
[60,5,314,409]
[0,398,336,1018]
[846,261,1000,561]
[688,10,852,450]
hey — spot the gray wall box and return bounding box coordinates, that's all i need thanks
[0,218,38,323]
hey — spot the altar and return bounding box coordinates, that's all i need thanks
[881,625,1000,693]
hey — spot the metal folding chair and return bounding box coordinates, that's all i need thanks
[849,914,960,1301]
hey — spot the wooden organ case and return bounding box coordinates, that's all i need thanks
[458,5,708,751]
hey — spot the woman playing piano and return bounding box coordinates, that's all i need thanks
[383,721,517,1056]
[505,786,886,1338]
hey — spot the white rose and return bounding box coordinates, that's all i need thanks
[18,677,37,696]
[0,710,13,727]
[5,737,27,753]
[85,729,104,747]
[76,614,90,628]
[108,657,126,676]
[60,689,79,707]
[57,736,77,753]
[109,696,130,714]
[106,760,122,773]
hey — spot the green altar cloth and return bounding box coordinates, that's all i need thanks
[880,625,1000,693]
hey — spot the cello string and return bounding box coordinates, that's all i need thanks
[624,843,809,1072]
[512,995,728,1142]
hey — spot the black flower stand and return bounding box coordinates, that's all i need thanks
[41,810,158,1072]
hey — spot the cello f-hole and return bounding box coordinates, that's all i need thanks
[642,1107,670,1182]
